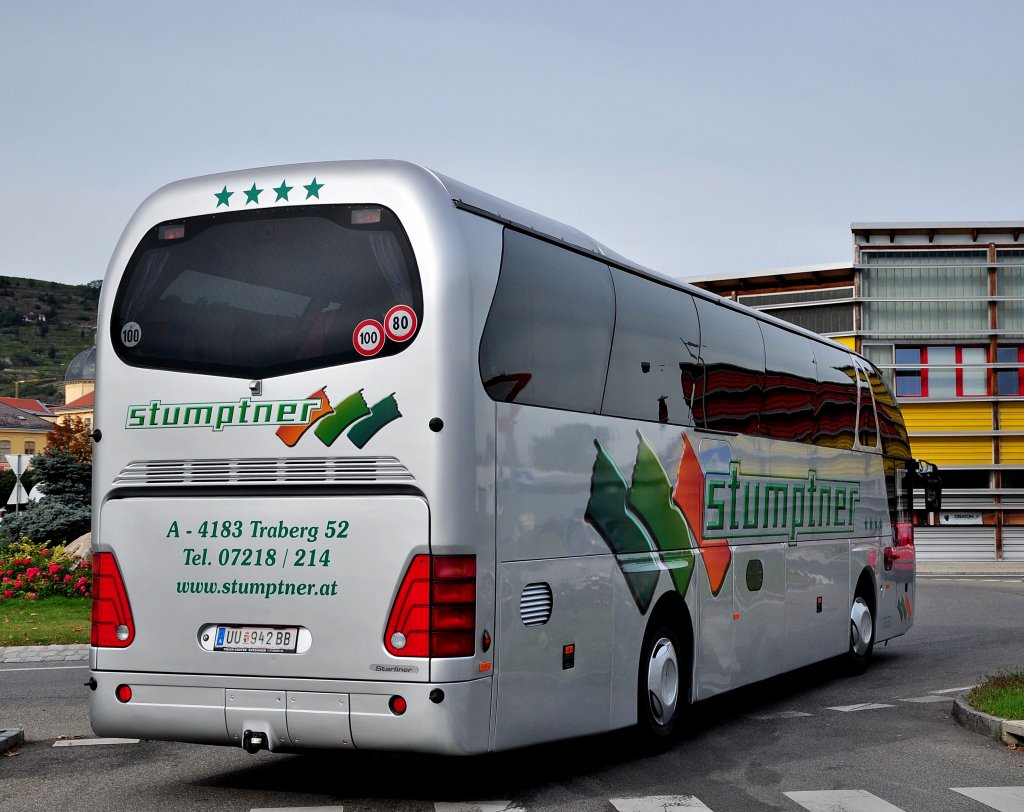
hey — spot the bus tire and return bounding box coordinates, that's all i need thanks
[846,590,874,674]
[637,620,685,740]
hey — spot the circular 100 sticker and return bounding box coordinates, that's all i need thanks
[353,319,385,356]
[121,321,142,347]
[384,305,417,342]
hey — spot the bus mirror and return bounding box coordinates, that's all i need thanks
[924,473,942,513]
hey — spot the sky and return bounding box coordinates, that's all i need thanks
[5,1,1024,285]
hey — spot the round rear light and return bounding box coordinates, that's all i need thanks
[115,625,130,642]
[388,695,407,716]
[115,684,133,703]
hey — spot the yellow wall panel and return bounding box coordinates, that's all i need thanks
[1000,438,1024,464]
[908,437,992,466]
[900,402,993,433]
[999,403,1024,431]
[833,336,856,350]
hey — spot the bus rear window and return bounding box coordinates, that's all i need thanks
[111,205,422,378]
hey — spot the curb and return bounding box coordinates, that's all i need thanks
[0,727,24,754]
[0,644,89,664]
[952,693,1024,744]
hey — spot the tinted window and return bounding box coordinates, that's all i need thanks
[868,366,911,459]
[479,230,614,413]
[693,299,765,434]
[759,322,817,443]
[856,367,878,448]
[603,271,700,426]
[813,344,857,450]
[112,205,421,379]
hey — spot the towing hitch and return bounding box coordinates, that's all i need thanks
[242,729,269,754]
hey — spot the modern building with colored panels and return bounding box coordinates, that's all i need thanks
[689,222,1024,561]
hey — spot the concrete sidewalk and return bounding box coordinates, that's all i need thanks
[917,560,1024,577]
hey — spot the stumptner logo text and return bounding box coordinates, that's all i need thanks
[126,397,322,432]
[705,462,861,541]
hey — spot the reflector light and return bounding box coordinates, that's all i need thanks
[388,695,407,715]
[383,555,476,659]
[895,522,914,547]
[115,684,132,703]
[91,553,135,648]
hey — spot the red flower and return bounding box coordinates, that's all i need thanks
[63,574,72,582]
[48,563,60,574]
[2,590,11,598]
[40,549,49,555]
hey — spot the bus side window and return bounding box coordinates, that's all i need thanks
[692,298,765,434]
[603,270,699,427]
[479,230,615,413]
[758,322,817,443]
[868,367,912,458]
[856,366,878,448]
[812,345,858,450]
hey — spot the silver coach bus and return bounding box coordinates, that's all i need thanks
[89,160,932,754]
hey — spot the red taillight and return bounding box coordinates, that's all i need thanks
[91,552,135,648]
[896,522,914,547]
[384,555,476,658]
[115,684,133,703]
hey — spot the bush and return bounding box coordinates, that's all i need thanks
[0,498,91,547]
[0,539,91,601]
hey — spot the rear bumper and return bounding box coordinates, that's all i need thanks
[89,670,493,755]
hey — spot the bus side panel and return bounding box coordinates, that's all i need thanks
[493,557,614,750]
[491,406,702,741]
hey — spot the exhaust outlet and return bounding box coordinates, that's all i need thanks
[242,729,269,754]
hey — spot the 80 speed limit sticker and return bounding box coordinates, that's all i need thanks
[384,305,417,342]
[353,319,385,356]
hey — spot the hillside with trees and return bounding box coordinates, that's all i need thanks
[0,277,99,404]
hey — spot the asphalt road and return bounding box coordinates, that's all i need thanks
[2,575,1024,812]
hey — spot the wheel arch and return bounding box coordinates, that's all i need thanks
[645,590,695,702]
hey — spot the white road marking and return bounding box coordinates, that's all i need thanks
[52,737,139,747]
[930,685,977,694]
[251,808,343,812]
[951,786,1024,811]
[826,703,895,712]
[746,710,813,720]
[785,789,906,811]
[436,804,524,812]
[899,695,952,703]
[0,665,89,671]
[610,796,715,811]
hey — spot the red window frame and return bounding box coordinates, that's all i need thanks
[895,345,990,398]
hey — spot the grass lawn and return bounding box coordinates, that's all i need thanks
[0,597,90,646]
[967,670,1024,720]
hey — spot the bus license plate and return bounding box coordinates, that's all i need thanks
[214,626,299,653]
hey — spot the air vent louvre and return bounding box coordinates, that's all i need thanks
[113,457,413,486]
[520,583,553,627]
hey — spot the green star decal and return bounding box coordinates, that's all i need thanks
[244,183,263,205]
[214,186,233,208]
[273,180,293,201]
[304,177,324,199]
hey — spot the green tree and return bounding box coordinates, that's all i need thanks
[0,417,92,546]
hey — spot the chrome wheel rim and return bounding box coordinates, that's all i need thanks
[646,636,679,726]
[850,597,872,657]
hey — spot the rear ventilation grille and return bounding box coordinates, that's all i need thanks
[520,583,553,627]
[114,457,414,486]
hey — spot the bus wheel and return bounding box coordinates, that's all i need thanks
[638,622,683,739]
[847,595,874,673]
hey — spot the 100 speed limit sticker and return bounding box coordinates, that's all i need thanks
[353,319,385,356]
[352,306,418,357]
